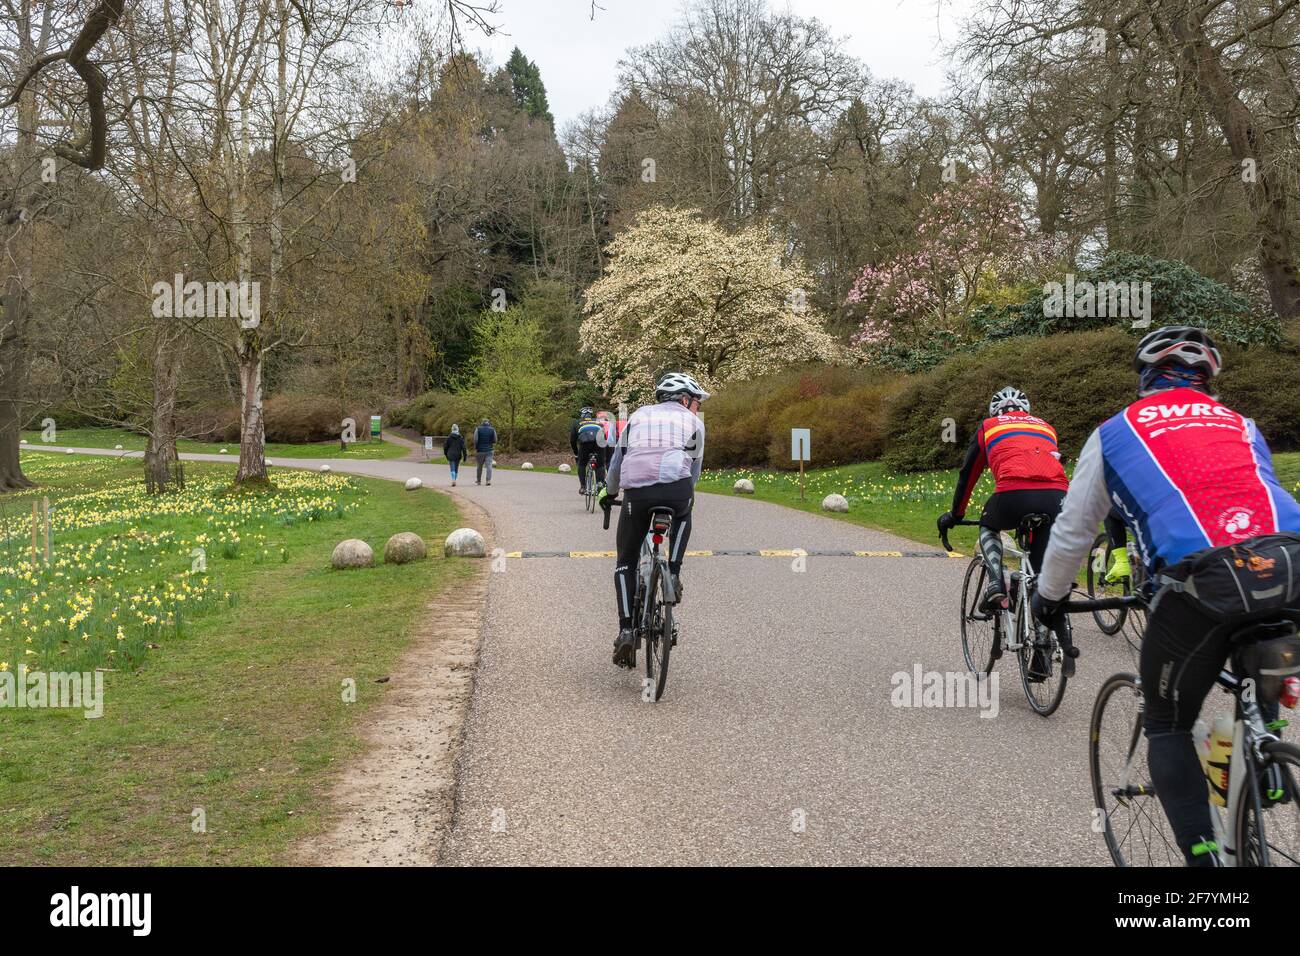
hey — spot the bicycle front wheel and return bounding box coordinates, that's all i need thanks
[960,557,998,674]
[1236,740,1300,866]
[642,562,672,702]
[1089,672,1180,866]
[1016,600,1067,716]
[1086,532,1127,635]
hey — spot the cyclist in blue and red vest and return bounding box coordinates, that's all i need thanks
[1034,326,1300,866]
[939,387,1071,618]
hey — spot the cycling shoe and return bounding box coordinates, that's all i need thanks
[612,628,636,669]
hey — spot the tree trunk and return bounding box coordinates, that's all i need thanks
[0,276,33,492]
[1166,7,1300,321]
[231,91,266,484]
[235,329,267,482]
[144,321,183,494]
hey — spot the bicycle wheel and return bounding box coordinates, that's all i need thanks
[1089,672,1180,866]
[1086,533,1127,635]
[1236,740,1300,867]
[1016,598,1067,716]
[642,561,672,702]
[960,557,998,674]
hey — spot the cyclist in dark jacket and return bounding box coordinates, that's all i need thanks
[472,418,497,485]
[570,406,606,494]
[442,424,466,486]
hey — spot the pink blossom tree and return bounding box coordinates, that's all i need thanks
[845,176,1063,355]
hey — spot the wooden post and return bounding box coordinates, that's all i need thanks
[42,497,50,564]
[790,439,800,504]
[31,501,38,564]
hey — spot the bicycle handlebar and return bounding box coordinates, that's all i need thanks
[1061,594,1144,614]
[602,496,620,530]
[939,518,981,554]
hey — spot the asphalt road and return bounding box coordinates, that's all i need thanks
[38,446,1138,865]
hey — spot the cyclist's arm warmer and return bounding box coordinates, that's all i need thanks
[606,440,625,498]
[951,434,986,518]
[1036,428,1112,602]
[688,418,705,485]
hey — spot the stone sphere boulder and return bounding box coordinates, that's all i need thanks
[822,493,849,513]
[219,448,228,454]
[733,478,755,494]
[558,463,571,473]
[331,538,374,569]
[521,462,534,470]
[66,448,74,454]
[384,532,427,564]
[404,477,423,491]
[114,444,123,450]
[319,465,331,473]
[444,528,486,558]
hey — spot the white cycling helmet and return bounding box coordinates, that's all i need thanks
[989,386,1030,416]
[655,371,710,403]
[1133,325,1222,377]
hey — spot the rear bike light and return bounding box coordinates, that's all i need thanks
[1281,676,1300,710]
[652,534,664,545]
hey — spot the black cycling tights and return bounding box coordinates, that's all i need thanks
[575,442,606,489]
[978,488,1066,591]
[1139,591,1284,866]
[614,481,693,629]
[1105,510,1128,550]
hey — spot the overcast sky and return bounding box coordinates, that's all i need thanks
[474,0,979,129]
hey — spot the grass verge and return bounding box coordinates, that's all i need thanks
[697,452,1300,553]
[0,453,473,864]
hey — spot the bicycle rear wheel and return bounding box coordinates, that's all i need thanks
[642,561,672,702]
[1086,532,1127,635]
[1016,599,1067,716]
[1089,672,1180,866]
[960,557,998,674]
[1236,740,1300,866]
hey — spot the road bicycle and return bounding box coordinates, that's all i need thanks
[604,497,678,702]
[1086,531,1148,642]
[942,514,1072,716]
[1063,592,1300,866]
[582,452,601,513]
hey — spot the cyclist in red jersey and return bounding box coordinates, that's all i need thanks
[939,387,1071,621]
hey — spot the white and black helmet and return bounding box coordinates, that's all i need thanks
[1133,325,1222,377]
[989,386,1030,416]
[655,371,710,403]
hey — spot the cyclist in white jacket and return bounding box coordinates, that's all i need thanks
[601,372,708,669]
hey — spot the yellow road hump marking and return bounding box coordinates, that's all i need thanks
[759,549,796,557]
[855,550,902,557]
[505,551,522,558]
[685,550,713,557]
[569,550,616,558]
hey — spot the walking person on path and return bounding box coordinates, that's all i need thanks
[473,418,497,486]
[443,424,466,487]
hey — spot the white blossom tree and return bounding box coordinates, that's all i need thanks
[580,205,838,401]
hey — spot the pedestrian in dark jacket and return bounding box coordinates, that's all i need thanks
[473,418,497,485]
[443,424,466,486]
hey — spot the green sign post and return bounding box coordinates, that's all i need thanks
[370,414,381,441]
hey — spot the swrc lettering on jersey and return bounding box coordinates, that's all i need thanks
[1133,402,1238,425]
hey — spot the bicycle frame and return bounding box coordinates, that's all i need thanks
[1104,668,1278,866]
[635,516,677,631]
